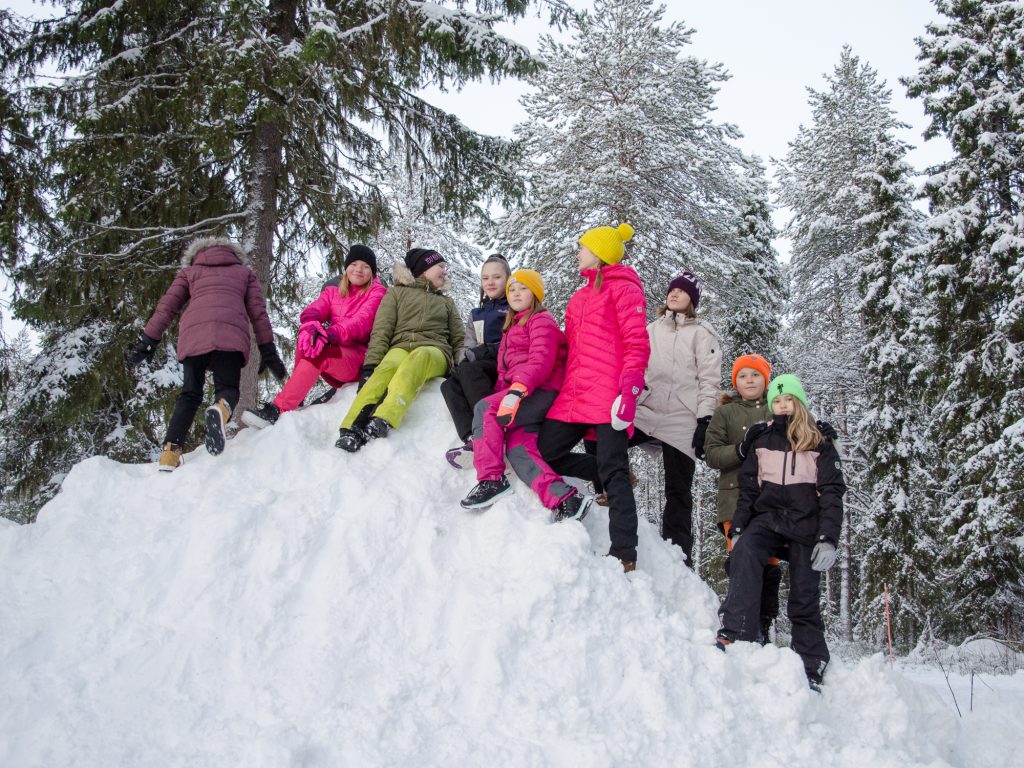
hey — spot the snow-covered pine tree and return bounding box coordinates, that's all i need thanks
[494,0,755,315]
[776,46,909,640]
[853,132,934,652]
[0,0,566,522]
[368,153,489,322]
[903,0,1024,641]
[716,160,786,369]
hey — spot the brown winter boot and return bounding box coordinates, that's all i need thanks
[620,559,636,573]
[158,443,183,472]
[204,398,232,456]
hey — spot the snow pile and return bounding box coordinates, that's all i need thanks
[1,385,1020,767]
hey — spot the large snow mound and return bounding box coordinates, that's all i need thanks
[1,386,1019,767]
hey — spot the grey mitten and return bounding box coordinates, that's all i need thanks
[810,542,837,571]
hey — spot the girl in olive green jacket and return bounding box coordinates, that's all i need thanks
[335,248,464,452]
[704,353,779,644]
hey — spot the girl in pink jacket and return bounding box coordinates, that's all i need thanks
[242,245,386,428]
[460,270,590,519]
[538,224,651,571]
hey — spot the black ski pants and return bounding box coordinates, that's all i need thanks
[630,428,696,566]
[720,516,829,680]
[441,357,498,443]
[164,351,244,446]
[538,419,638,562]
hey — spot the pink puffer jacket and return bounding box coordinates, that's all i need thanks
[496,309,566,393]
[144,239,274,363]
[546,264,650,424]
[299,276,387,350]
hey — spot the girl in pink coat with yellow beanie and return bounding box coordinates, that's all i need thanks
[538,223,650,571]
[459,269,591,520]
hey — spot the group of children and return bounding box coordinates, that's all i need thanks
[129,226,846,690]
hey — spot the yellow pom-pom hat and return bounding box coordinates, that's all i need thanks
[507,269,545,303]
[578,222,635,265]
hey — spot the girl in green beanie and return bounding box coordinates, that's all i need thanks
[715,374,846,691]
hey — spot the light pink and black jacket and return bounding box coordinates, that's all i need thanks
[731,415,846,546]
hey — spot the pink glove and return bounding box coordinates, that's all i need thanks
[298,322,327,358]
[610,371,645,431]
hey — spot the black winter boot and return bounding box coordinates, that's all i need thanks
[242,401,280,429]
[364,416,391,440]
[335,426,368,453]
[460,476,513,509]
[552,490,593,522]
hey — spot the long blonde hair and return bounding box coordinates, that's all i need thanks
[783,397,824,452]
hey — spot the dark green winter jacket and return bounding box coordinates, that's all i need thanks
[364,263,464,372]
[704,393,770,526]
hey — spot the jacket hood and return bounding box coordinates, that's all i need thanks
[183,237,247,267]
[393,262,448,294]
[580,263,643,290]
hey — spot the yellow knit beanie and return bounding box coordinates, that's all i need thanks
[507,269,545,303]
[578,223,635,265]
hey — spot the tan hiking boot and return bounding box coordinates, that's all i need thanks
[158,443,183,471]
[205,398,232,455]
[621,559,636,573]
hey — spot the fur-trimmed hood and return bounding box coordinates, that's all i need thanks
[392,262,449,293]
[182,237,248,267]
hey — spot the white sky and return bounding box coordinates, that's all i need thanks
[428,0,949,175]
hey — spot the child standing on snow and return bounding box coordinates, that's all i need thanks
[335,247,464,452]
[460,270,591,519]
[704,354,781,643]
[538,223,650,572]
[631,271,721,567]
[242,245,386,428]
[716,374,846,691]
[441,254,511,467]
[126,237,286,470]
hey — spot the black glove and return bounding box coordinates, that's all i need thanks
[257,342,286,381]
[358,365,375,391]
[126,333,159,368]
[692,415,711,460]
[736,421,771,460]
[816,420,838,441]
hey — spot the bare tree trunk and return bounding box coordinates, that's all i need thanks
[237,0,298,420]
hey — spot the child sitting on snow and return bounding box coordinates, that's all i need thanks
[242,245,386,428]
[126,237,285,470]
[335,247,464,452]
[441,254,511,467]
[459,270,591,520]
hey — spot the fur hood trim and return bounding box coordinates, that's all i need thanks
[393,262,448,293]
[182,237,248,267]
[719,391,735,406]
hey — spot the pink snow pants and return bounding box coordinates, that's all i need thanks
[273,343,364,412]
[472,392,574,509]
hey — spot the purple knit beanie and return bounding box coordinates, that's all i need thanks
[668,271,702,309]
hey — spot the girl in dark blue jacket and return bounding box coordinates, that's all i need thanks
[441,254,511,465]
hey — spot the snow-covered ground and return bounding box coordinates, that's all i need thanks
[1,385,1021,767]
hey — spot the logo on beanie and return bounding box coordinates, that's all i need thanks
[423,252,443,267]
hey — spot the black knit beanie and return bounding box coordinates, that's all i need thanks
[405,247,445,278]
[345,244,377,276]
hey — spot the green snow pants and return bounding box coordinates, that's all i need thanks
[340,346,449,430]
